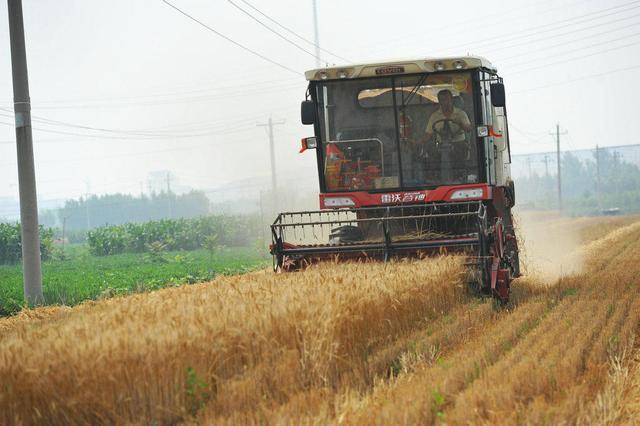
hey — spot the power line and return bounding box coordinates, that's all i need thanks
[509,38,640,75]
[0,107,297,168]
[511,63,640,93]
[499,17,640,62]
[0,104,297,144]
[494,13,640,61]
[9,80,303,110]
[509,125,553,146]
[160,0,301,75]
[0,119,259,150]
[237,0,351,63]
[0,114,257,141]
[506,30,640,70]
[513,143,640,157]
[28,76,300,105]
[352,0,591,54]
[0,109,188,138]
[227,0,327,64]
[445,0,640,54]
[0,137,72,145]
[345,0,640,73]
[509,124,548,137]
[0,135,246,171]
[28,112,260,138]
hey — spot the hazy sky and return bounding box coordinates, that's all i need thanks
[1,0,638,204]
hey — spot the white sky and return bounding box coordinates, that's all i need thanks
[0,0,638,203]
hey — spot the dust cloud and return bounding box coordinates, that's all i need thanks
[514,210,586,282]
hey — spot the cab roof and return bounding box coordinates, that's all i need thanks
[305,56,496,81]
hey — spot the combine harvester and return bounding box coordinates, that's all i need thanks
[271,56,520,301]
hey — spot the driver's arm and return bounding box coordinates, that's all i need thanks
[422,130,434,144]
[421,112,437,144]
[454,110,472,132]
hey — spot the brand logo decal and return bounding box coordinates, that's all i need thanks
[375,66,405,75]
[380,192,426,204]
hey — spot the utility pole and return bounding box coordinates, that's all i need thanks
[549,123,568,211]
[61,214,70,255]
[7,0,43,305]
[84,180,91,229]
[258,190,266,248]
[543,155,549,177]
[258,117,285,213]
[312,0,321,67]
[166,172,173,219]
[526,156,532,178]
[595,145,601,209]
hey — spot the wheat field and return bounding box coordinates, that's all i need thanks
[1,216,639,425]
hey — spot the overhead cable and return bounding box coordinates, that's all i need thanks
[227,0,328,64]
[32,77,300,105]
[505,30,640,70]
[236,0,351,63]
[489,11,640,57]
[446,0,640,53]
[511,63,640,93]
[508,38,640,74]
[499,18,640,62]
[160,0,301,75]
[16,80,302,110]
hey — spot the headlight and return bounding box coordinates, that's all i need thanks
[449,188,484,200]
[324,197,355,207]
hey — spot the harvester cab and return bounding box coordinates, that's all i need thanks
[271,56,520,302]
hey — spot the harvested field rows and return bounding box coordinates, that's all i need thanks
[1,218,640,425]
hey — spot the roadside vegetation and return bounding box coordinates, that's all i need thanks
[0,213,268,315]
[0,245,268,316]
[0,222,54,264]
[87,215,261,256]
[1,216,638,424]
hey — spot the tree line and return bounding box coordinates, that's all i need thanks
[40,191,211,231]
[515,150,640,214]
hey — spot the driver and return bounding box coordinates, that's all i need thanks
[423,89,471,145]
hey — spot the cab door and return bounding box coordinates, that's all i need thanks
[476,70,495,185]
[477,71,512,186]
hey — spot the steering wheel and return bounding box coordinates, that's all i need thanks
[431,118,464,143]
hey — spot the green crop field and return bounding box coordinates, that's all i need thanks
[0,245,269,316]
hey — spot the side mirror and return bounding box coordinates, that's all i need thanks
[490,83,506,107]
[301,100,316,125]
